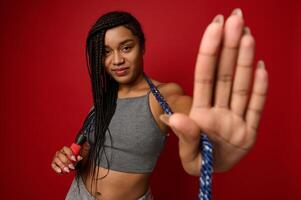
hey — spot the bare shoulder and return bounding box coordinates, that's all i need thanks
[151,80,192,114]
[154,81,184,97]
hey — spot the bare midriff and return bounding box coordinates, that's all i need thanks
[77,81,169,200]
[81,166,151,200]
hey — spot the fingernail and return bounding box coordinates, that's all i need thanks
[63,167,70,173]
[213,14,224,24]
[77,155,83,161]
[232,8,243,17]
[244,27,251,34]
[159,114,170,126]
[258,60,265,69]
[68,164,75,170]
[71,155,76,162]
[57,168,62,173]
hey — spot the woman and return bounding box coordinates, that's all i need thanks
[51,9,268,200]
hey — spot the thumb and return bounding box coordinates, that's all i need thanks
[160,113,201,143]
[160,113,202,170]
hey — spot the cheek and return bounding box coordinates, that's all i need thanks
[131,51,143,66]
[103,58,110,70]
[133,56,143,68]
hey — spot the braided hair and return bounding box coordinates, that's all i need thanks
[75,11,145,192]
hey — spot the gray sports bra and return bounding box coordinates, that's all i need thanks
[88,92,167,173]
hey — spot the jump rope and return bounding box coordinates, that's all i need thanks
[69,75,213,200]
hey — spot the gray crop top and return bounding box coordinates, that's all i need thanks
[88,93,167,173]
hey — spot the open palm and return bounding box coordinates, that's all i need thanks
[167,9,268,175]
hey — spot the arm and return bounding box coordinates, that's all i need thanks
[161,9,268,175]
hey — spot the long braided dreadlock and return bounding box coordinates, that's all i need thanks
[74,11,145,192]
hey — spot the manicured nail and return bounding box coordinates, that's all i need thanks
[68,164,75,170]
[70,155,76,162]
[159,114,170,126]
[57,168,62,173]
[258,60,265,69]
[232,8,243,17]
[63,167,70,173]
[244,27,251,34]
[213,14,224,24]
[77,155,83,161]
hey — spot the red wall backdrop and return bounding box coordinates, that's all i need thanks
[1,0,300,199]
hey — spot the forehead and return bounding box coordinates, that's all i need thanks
[104,25,137,47]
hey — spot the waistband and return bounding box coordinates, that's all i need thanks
[65,176,154,200]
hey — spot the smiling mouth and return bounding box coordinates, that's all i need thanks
[112,67,129,76]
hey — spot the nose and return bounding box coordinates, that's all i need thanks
[112,52,125,66]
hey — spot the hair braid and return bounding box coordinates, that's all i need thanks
[74,11,145,193]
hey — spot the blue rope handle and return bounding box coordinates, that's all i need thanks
[145,75,213,200]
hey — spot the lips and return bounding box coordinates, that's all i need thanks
[112,67,129,77]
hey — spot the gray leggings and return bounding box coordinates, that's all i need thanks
[65,177,153,200]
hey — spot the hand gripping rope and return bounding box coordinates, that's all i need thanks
[145,75,213,200]
[69,109,94,159]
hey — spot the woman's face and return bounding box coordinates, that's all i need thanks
[103,25,144,85]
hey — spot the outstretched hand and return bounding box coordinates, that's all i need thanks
[162,9,268,175]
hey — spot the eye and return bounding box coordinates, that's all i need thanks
[104,49,111,56]
[121,46,132,53]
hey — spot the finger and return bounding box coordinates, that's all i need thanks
[160,113,201,162]
[53,155,70,173]
[57,149,71,164]
[231,28,255,116]
[62,146,76,161]
[246,61,268,131]
[77,155,83,161]
[57,151,74,172]
[60,148,76,170]
[214,9,244,108]
[192,14,224,109]
[51,162,62,174]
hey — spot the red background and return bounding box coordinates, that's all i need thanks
[1,0,300,199]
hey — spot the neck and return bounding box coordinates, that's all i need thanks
[118,72,147,97]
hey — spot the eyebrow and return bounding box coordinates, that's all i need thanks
[105,39,135,48]
[120,39,135,45]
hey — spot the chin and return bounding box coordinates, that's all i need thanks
[111,74,134,84]
[107,68,143,85]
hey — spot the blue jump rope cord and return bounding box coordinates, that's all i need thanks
[144,75,213,200]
